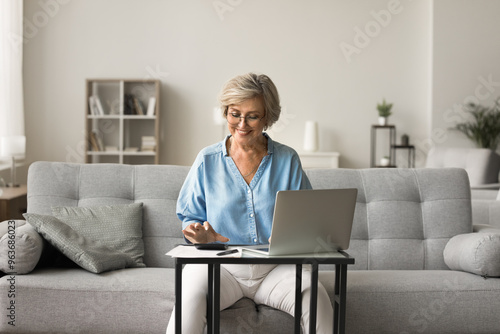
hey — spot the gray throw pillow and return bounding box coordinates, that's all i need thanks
[24,213,138,273]
[51,203,145,266]
[0,221,43,274]
[444,232,500,277]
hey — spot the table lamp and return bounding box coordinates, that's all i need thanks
[0,135,26,187]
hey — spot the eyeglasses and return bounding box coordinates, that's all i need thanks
[226,113,265,126]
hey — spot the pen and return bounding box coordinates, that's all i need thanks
[217,249,239,256]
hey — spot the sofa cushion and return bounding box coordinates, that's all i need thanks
[0,267,173,333]
[319,270,500,333]
[306,168,472,270]
[444,232,500,277]
[51,202,145,266]
[24,213,138,273]
[25,162,190,268]
[0,220,43,274]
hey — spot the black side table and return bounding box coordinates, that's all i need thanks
[370,125,396,167]
[392,145,416,168]
[173,250,355,334]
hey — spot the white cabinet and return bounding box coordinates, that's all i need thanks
[299,152,340,169]
[85,79,160,164]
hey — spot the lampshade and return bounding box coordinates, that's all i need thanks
[0,135,26,159]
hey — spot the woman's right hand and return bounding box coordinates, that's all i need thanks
[182,221,230,244]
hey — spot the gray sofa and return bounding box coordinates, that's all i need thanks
[1,161,500,333]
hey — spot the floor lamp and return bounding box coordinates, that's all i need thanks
[0,135,26,187]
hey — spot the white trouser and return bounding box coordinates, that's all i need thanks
[166,263,333,334]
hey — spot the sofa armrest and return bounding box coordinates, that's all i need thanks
[444,229,500,278]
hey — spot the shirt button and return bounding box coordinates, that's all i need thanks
[247,189,251,193]
[250,213,254,218]
[253,238,257,242]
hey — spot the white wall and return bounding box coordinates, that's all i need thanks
[22,0,499,180]
[431,0,500,151]
[21,0,434,175]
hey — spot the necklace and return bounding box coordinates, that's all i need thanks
[228,138,263,178]
[241,165,259,178]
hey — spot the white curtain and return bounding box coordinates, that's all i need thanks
[0,0,25,137]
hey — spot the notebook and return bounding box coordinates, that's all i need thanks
[241,188,357,257]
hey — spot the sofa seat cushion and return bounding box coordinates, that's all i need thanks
[0,267,173,333]
[320,270,500,334]
[0,267,296,334]
[221,297,295,333]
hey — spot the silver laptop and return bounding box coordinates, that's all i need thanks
[242,188,357,257]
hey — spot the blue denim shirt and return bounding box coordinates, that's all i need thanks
[176,133,312,245]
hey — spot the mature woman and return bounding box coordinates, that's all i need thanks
[166,73,333,333]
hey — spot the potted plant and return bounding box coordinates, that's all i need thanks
[377,99,393,126]
[453,98,500,150]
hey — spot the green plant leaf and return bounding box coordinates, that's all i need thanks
[452,98,500,149]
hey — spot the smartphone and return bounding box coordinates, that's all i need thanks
[194,242,228,250]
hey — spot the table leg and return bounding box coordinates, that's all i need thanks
[175,260,182,334]
[295,264,302,334]
[334,264,340,334]
[338,264,347,334]
[309,263,318,334]
[214,263,221,334]
[207,264,213,334]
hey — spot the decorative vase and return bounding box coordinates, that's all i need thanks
[401,134,409,146]
[378,117,388,126]
[303,121,319,152]
[380,157,390,166]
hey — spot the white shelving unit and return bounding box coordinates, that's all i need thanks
[85,79,160,164]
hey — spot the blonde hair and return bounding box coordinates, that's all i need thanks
[218,73,281,130]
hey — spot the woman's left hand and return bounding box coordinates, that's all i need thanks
[183,221,230,244]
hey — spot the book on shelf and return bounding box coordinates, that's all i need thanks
[141,136,156,152]
[133,97,144,115]
[104,146,118,152]
[124,94,135,115]
[89,131,104,151]
[94,95,105,115]
[89,96,105,116]
[124,147,139,152]
[124,93,149,115]
[146,97,156,116]
[89,96,97,115]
